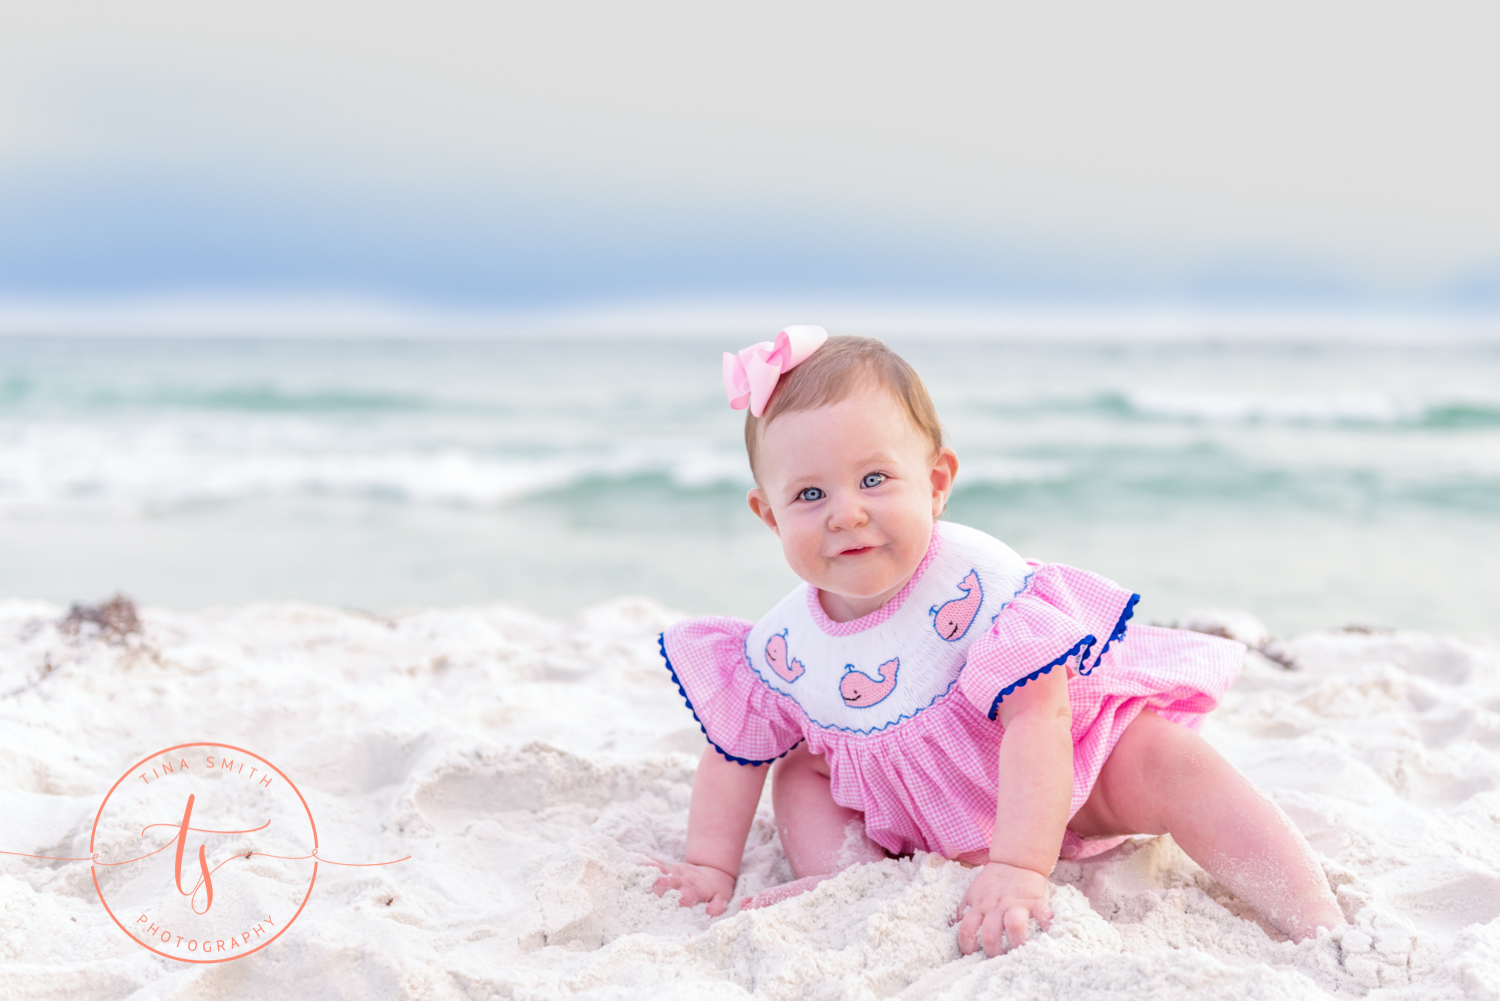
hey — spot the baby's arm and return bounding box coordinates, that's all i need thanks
[956,666,1072,956]
[651,746,769,916]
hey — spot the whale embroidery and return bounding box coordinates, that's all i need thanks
[764,630,805,683]
[930,570,983,641]
[839,658,899,707]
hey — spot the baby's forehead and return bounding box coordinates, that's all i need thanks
[745,349,943,483]
[759,393,929,456]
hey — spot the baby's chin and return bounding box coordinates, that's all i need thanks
[820,561,902,592]
[814,565,921,617]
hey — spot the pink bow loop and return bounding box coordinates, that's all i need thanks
[722,325,829,417]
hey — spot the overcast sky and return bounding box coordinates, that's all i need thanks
[2,1,1496,308]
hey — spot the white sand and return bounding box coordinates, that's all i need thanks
[2,596,1499,1000]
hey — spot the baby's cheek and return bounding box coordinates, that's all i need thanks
[779,531,822,579]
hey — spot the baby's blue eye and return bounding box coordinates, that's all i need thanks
[797,487,825,502]
[861,473,887,489]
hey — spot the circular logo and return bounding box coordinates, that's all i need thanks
[91,743,318,963]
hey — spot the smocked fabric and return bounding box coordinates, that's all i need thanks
[659,523,1244,861]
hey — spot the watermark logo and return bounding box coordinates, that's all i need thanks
[6,742,406,963]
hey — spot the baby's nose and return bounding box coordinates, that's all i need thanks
[826,491,869,529]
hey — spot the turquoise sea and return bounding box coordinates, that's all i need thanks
[2,335,1497,637]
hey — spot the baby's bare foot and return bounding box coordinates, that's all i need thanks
[739,874,832,910]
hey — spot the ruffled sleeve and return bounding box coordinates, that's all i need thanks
[659,617,806,766]
[958,564,1140,720]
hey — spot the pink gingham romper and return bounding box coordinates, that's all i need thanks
[659,522,1244,861]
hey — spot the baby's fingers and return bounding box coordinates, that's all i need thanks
[654,864,684,900]
[648,862,698,906]
[956,904,985,955]
[1002,905,1031,951]
[652,874,689,902]
[1035,897,1054,933]
[980,906,1011,957]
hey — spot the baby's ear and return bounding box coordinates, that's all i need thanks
[931,447,959,514]
[747,488,781,536]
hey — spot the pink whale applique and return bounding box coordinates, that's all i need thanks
[764,630,805,683]
[930,570,983,642]
[839,658,899,708]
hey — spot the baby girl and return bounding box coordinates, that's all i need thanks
[652,328,1342,956]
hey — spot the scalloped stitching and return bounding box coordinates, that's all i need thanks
[987,633,1097,720]
[1081,593,1139,676]
[741,629,961,735]
[658,633,801,767]
[988,567,1038,626]
[743,561,1036,736]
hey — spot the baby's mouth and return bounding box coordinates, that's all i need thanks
[838,545,874,557]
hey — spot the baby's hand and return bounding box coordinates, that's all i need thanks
[650,860,736,916]
[955,861,1053,956]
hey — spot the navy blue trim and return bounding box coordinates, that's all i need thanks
[741,632,960,736]
[658,633,799,767]
[1081,593,1139,676]
[988,567,1038,627]
[987,634,1096,720]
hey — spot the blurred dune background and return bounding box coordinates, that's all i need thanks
[2,1,1498,634]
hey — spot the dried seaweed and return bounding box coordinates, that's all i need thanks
[59,594,141,642]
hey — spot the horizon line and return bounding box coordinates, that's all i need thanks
[2,293,1499,344]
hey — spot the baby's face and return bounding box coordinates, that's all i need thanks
[747,386,958,623]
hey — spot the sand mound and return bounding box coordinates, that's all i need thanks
[2,596,1498,1000]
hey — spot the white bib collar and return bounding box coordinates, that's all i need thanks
[744,522,1032,735]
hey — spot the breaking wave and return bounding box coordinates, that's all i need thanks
[1104,390,1500,427]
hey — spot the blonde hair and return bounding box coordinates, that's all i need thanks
[744,336,944,480]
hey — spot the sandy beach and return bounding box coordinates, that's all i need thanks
[3,595,1498,1000]
[7,3,1500,996]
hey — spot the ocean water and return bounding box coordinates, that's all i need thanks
[1,334,1497,637]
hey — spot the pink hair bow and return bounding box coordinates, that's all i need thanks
[723,325,828,417]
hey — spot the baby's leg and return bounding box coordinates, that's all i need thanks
[1070,709,1342,941]
[741,743,886,910]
